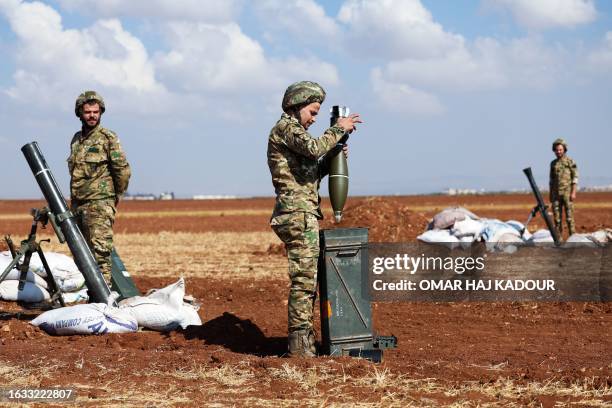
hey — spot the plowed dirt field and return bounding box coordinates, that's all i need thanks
[1,193,610,406]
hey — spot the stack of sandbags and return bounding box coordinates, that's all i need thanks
[419,207,480,249]
[565,228,612,247]
[0,251,87,303]
[30,279,202,336]
[419,207,530,252]
[421,207,610,252]
[119,278,202,332]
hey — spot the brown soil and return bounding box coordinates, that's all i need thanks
[1,194,611,406]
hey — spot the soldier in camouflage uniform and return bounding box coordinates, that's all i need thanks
[549,138,578,237]
[268,81,362,357]
[68,91,131,284]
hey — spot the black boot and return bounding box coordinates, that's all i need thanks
[288,329,316,357]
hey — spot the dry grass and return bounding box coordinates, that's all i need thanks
[1,358,608,407]
[0,209,271,221]
[113,232,286,279]
[1,200,611,222]
[0,360,62,387]
[5,231,286,280]
[152,361,255,389]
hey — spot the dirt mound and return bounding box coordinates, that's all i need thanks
[321,197,429,241]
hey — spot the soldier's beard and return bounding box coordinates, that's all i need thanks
[81,117,100,131]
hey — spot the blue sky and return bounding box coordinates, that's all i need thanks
[0,0,610,199]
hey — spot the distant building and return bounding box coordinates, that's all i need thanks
[443,188,485,196]
[159,192,175,200]
[192,195,239,200]
[581,185,612,192]
[123,193,156,200]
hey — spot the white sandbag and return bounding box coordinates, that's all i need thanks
[487,233,525,253]
[459,235,475,250]
[431,206,480,230]
[451,218,484,238]
[0,267,50,290]
[480,220,520,242]
[179,302,202,329]
[55,274,86,293]
[530,229,554,244]
[119,278,199,331]
[62,288,89,304]
[589,229,612,245]
[30,297,137,335]
[0,281,50,302]
[417,230,460,249]
[1,252,84,292]
[120,297,182,331]
[506,220,530,238]
[28,252,80,279]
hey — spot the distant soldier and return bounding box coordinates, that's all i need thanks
[68,91,131,284]
[549,138,578,236]
[267,81,362,357]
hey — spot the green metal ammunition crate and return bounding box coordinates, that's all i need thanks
[318,228,396,361]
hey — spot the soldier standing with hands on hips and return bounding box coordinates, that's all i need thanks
[267,81,362,357]
[68,91,131,285]
[549,138,578,237]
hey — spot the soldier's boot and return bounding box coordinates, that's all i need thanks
[288,329,316,358]
[307,328,316,355]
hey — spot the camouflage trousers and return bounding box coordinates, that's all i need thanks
[271,212,320,333]
[552,193,575,236]
[72,198,116,283]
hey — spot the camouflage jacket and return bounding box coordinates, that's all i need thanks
[268,113,346,219]
[549,155,578,195]
[68,125,131,202]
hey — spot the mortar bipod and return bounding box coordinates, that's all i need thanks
[0,208,65,308]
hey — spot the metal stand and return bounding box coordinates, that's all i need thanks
[0,208,65,308]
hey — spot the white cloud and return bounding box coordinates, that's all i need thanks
[371,68,444,116]
[335,0,570,114]
[154,21,338,95]
[253,0,340,44]
[0,0,339,118]
[0,0,165,110]
[587,31,612,72]
[379,36,563,92]
[485,0,597,30]
[58,0,240,23]
[338,0,464,59]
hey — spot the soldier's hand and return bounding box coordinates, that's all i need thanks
[336,113,362,134]
[342,144,349,158]
[570,191,576,201]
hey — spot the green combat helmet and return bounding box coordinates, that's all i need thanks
[282,81,326,112]
[552,138,568,152]
[75,90,105,117]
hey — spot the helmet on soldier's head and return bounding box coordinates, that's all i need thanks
[282,81,326,112]
[552,138,568,152]
[75,90,105,117]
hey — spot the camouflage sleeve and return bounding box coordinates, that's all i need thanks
[283,123,346,160]
[108,136,131,196]
[570,160,578,185]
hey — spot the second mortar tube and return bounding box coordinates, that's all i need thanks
[329,106,350,223]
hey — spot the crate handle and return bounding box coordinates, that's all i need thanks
[336,249,359,257]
